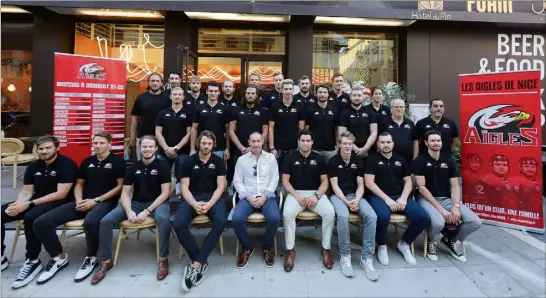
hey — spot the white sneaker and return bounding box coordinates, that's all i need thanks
[36,254,69,285]
[74,256,97,282]
[360,257,378,281]
[377,245,389,266]
[12,259,42,289]
[397,240,417,265]
[427,241,439,262]
[1,254,8,271]
[340,255,354,278]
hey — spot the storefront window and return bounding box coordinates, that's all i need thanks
[199,28,285,55]
[1,50,32,112]
[313,31,398,87]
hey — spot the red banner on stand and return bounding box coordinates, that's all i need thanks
[460,70,544,231]
[53,53,127,166]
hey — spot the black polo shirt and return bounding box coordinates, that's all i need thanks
[184,93,208,114]
[379,117,418,163]
[263,90,282,109]
[193,102,231,150]
[24,154,78,200]
[294,93,317,108]
[231,105,268,147]
[339,106,378,148]
[162,88,171,98]
[364,104,391,124]
[327,154,364,195]
[123,158,171,202]
[306,102,339,151]
[281,150,327,191]
[219,95,240,108]
[131,92,171,138]
[155,106,192,154]
[365,152,410,197]
[415,116,459,154]
[78,153,126,199]
[178,153,226,196]
[329,90,351,111]
[412,152,459,198]
[268,101,305,150]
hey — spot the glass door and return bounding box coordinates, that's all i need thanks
[243,58,283,92]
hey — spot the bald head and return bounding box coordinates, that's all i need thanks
[390,98,406,118]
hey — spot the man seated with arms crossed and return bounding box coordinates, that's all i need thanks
[174,130,228,292]
[328,131,378,280]
[232,132,280,269]
[365,132,430,267]
[92,135,172,285]
[281,129,335,272]
[1,135,77,289]
[414,130,482,263]
[31,131,125,284]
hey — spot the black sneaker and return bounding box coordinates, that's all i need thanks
[194,261,209,286]
[427,242,438,262]
[1,254,8,271]
[11,259,43,289]
[181,264,198,292]
[441,236,467,263]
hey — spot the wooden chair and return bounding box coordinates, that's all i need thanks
[423,229,466,258]
[389,213,416,256]
[8,220,25,262]
[60,219,86,242]
[113,177,176,266]
[1,139,37,188]
[177,214,226,259]
[232,191,284,257]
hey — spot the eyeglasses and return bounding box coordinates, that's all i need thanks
[253,165,257,176]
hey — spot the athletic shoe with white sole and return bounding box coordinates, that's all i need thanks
[11,259,42,289]
[441,236,467,263]
[1,255,8,271]
[427,241,438,261]
[397,240,417,265]
[377,245,389,266]
[194,261,209,286]
[36,255,69,285]
[340,255,354,278]
[360,257,379,281]
[74,256,97,282]
[181,264,198,292]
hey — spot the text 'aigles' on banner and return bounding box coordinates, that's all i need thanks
[460,70,544,231]
[53,53,127,166]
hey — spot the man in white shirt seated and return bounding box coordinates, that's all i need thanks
[232,132,280,269]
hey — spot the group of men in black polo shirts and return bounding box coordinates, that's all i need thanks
[3,71,482,292]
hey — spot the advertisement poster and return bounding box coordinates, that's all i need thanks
[53,53,127,166]
[460,70,544,231]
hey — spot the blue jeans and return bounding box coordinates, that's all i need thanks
[232,197,280,251]
[368,196,430,245]
[173,194,228,264]
[157,154,188,174]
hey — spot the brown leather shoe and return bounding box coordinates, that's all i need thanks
[91,259,113,285]
[284,250,296,272]
[263,249,275,268]
[157,257,169,280]
[236,249,254,269]
[322,249,333,269]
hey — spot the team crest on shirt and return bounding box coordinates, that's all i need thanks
[104,163,112,169]
[208,163,216,169]
[381,111,387,115]
[187,101,192,105]
[165,113,171,117]
[309,160,317,165]
[362,113,368,117]
[278,109,283,113]
[328,111,334,115]
[150,169,158,175]
[425,125,431,128]
[35,172,42,176]
[201,110,208,113]
[309,99,315,103]
[329,97,334,101]
[254,111,260,115]
[291,108,297,113]
[314,111,320,115]
[341,98,348,102]
[440,163,448,168]
[294,161,300,165]
[394,161,402,166]
[443,123,450,128]
[378,161,384,165]
[388,125,394,129]
[180,114,187,118]
[216,110,223,114]
[271,96,275,100]
[350,163,357,169]
[199,100,205,105]
[338,164,344,168]
[50,171,57,177]
[136,170,142,174]
[193,165,199,169]
[426,163,432,167]
[350,115,356,118]
[240,111,245,115]
[404,124,411,129]
[88,164,95,168]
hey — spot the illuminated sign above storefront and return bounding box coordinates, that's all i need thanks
[466,1,513,13]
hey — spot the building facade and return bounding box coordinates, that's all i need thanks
[1,1,545,140]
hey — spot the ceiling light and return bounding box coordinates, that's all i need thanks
[7,82,16,92]
[315,16,414,27]
[185,12,289,22]
[29,86,32,92]
[77,9,163,18]
[1,6,30,13]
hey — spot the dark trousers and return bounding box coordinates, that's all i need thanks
[368,196,430,245]
[173,194,227,264]
[33,200,117,258]
[232,197,280,251]
[1,200,66,260]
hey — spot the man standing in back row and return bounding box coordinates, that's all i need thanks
[306,84,338,163]
[379,99,418,163]
[415,99,459,155]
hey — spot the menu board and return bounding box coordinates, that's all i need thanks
[53,53,127,166]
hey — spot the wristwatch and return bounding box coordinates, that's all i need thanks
[94,197,101,203]
[29,200,35,208]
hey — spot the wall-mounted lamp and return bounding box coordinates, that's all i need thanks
[7,82,16,92]
[28,86,32,92]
